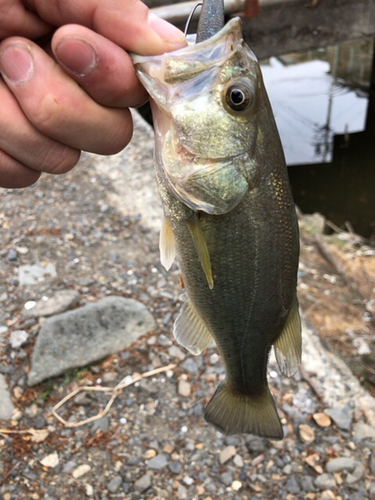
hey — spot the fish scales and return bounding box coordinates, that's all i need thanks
[132,17,301,438]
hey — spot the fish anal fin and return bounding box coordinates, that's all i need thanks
[159,216,176,271]
[187,215,214,289]
[174,297,213,355]
[204,383,283,439]
[274,298,302,377]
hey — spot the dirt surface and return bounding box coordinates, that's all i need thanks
[0,114,374,499]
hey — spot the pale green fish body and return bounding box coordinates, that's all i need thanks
[132,18,301,438]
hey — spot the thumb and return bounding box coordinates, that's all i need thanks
[31,0,186,55]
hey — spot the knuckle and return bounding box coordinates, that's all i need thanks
[39,143,81,175]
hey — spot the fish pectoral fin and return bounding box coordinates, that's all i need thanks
[273,298,302,377]
[159,216,176,271]
[187,215,214,289]
[173,297,213,355]
[204,383,283,439]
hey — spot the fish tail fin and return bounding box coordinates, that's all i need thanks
[204,382,283,439]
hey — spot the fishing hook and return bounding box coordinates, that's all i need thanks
[184,2,203,38]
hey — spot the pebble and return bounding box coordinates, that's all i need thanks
[181,358,198,373]
[370,452,375,474]
[300,475,315,492]
[233,454,244,467]
[299,424,315,444]
[40,452,59,468]
[102,372,117,383]
[286,475,300,494]
[168,345,186,360]
[72,464,91,479]
[314,473,336,490]
[62,461,77,473]
[209,353,220,365]
[220,471,233,486]
[246,437,266,453]
[220,445,237,465]
[18,263,57,285]
[183,476,194,486]
[147,454,169,470]
[178,483,188,499]
[135,474,152,493]
[85,484,94,497]
[353,421,375,441]
[7,249,18,262]
[325,404,353,431]
[178,380,191,397]
[326,457,365,483]
[9,330,29,349]
[313,412,332,427]
[107,475,122,493]
[0,374,14,420]
[169,461,182,474]
[231,480,242,491]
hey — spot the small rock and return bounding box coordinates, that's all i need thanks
[91,416,110,432]
[181,358,198,373]
[102,372,117,383]
[299,424,315,444]
[169,461,182,474]
[9,330,29,349]
[353,421,375,441]
[313,412,331,427]
[40,452,59,468]
[178,483,188,499]
[62,461,77,473]
[286,475,300,494]
[72,464,91,479]
[246,437,266,453]
[158,334,172,346]
[314,474,336,490]
[209,353,220,365]
[168,345,185,360]
[107,475,122,493]
[147,454,169,470]
[135,474,152,493]
[143,449,157,459]
[326,457,365,484]
[0,374,14,420]
[231,480,242,491]
[28,297,155,385]
[183,476,194,486]
[85,484,94,497]
[7,249,18,262]
[23,290,80,318]
[370,453,375,475]
[233,454,244,467]
[325,404,353,431]
[220,445,236,465]
[178,380,191,397]
[19,263,57,285]
[220,471,233,486]
[300,475,315,492]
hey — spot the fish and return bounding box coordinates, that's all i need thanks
[132,0,301,438]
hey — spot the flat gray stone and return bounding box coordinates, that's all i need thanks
[147,454,169,470]
[135,474,152,493]
[107,475,122,493]
[19,263,57,285]
[23,290,80,318]
[0,374,14,420]
[314,473,336,490]
[28,296,155,385]
[353,421,375,441]
[326,457,357,473]
[325,404,353,431]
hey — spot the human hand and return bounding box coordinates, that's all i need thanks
[0,0,186,188]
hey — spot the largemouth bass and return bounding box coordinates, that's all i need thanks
[132,3,301,438]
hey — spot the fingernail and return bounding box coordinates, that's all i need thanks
[0,44,34,85]
[55,37,97,77]
[148,13,186,45]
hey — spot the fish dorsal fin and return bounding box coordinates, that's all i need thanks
[273,298,302,377]
[174,296,213,355]
[159,216,176,271]
[187,215,214,289]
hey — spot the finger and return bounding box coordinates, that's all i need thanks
[52,25,148,108]
[0,150,41,189]
[30,0,186,54]
[0,1,52,39]
[0,80,81,174]
[0,38,133,155]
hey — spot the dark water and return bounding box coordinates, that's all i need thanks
[260,40,375,238]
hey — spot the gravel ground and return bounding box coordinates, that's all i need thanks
[0,113,374,500]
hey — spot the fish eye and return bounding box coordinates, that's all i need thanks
[225,83,253,112]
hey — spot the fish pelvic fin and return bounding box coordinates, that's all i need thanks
[204,382,283,438]
[174,296,213,355]
[274,298,302,377]
[159,216,176,271]
[187,214,214,289]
